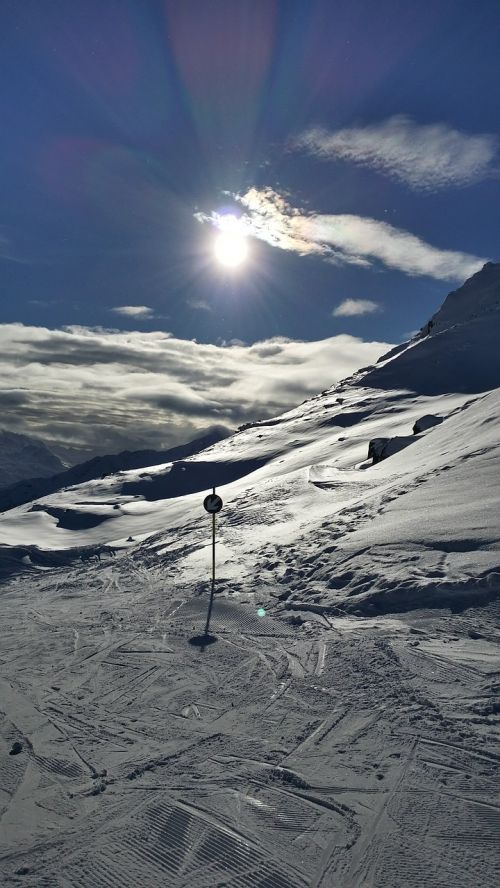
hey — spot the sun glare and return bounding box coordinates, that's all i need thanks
[214,214,248,269]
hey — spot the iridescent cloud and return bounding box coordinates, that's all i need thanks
[201,187,487,282]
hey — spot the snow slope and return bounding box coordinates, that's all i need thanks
[421,260,500,335]
[0,263,499,887]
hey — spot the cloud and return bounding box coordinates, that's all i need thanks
[0,323,391,461]
[0,389,30,406]
[333,299,381,317]
[228,187,487,281]
[111,305,154,318]
[186,297,212,312]
[292,117,497,190]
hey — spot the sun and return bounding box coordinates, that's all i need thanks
[214,214,249,269]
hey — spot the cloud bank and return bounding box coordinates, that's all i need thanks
[0,323,390,462]
[229,187,486,281]
[293,117,497,191]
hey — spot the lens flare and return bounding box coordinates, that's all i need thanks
[214,214,248,268]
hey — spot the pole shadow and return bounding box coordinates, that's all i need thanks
[188,633,217,651]
[188,563,217,651]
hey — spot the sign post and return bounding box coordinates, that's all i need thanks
[200,487,223,642]
[204,488,222,592]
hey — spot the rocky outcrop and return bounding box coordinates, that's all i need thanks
[368,438,390,464]
[368,435,415,465]
[413,414,443,435]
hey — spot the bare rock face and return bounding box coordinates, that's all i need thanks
[413,414,443,435]
[368,438,390,464]
[368,435,415,465]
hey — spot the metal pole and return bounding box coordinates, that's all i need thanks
[212,511,216,588]
[203,487,216,638]
[212,486,216,589]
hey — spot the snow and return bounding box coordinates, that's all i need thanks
[0,430,63,490]
[422,260,500,335]
[0,263,499,886]
[0,426,229,514]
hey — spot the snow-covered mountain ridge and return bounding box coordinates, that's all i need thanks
[421,260,500,336]
[0,429,64,490]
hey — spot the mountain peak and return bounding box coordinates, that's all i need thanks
[421,260,500,336]
[0,429,64,490]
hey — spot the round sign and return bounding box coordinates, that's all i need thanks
[203,493,223,513]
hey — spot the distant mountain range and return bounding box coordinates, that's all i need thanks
[0,430,64,490]
[0,426,229,513]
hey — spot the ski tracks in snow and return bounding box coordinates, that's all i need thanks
[0,562,499,887]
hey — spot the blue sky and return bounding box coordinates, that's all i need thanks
[1,0,499,458]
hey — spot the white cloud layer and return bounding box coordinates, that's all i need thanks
[111,305,154,318]
[293,116,497,190]
[0,323,391,461]
[231,188,486,281]
[333,299,381,317]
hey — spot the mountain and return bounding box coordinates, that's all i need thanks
[2,262,499,606]
[0,425,229,513]
[0,429,64,490]
[0,265,499,888]
[421,259,500,335]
